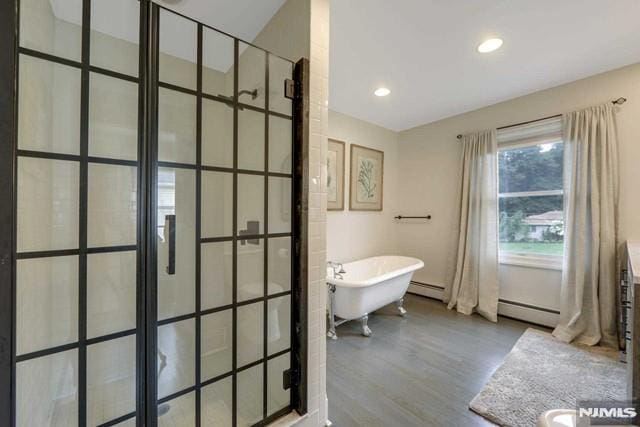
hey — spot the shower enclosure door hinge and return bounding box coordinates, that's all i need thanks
[283,368,292,390]
[284,78,296,100]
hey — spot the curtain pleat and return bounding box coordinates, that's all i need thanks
[552,103,619,347]
[444,130,499,322]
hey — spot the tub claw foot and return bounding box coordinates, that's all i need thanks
[396,298,407,317]
[327,283,338,340]
[361,315,372,337]
[327,329,337,340]
[362,324,372,337]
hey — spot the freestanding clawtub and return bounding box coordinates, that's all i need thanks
[326,256,424,338]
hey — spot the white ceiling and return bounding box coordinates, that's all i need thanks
[330,0,640,131]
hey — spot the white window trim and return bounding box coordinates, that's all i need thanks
[499,189,563,198]
[498,136,564,271]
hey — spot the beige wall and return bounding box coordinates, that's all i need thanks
[397,63,640,318]
[252,0,311,63]
[327,110,399,262]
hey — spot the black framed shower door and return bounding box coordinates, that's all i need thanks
[0,0,307,426]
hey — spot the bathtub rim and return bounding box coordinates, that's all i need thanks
[326,255,424,288]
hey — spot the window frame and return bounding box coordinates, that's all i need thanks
[497,138,564,270]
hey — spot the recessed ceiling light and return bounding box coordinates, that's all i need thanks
[477,38,503,53]
[374,87,391,97]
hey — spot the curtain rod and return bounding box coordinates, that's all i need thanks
[456,97,627,139]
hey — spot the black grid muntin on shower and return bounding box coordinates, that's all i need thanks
[3,0,305,426]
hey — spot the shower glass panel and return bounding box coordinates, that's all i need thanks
[15,0,141,425]
[159,8,197,90]
[156,5,292,426]
[155,6,295,425]
[17,56,81,156]
[238,43,266,109]
[156,167,196,320]
[10,1,297,425]
[155,8,200,425]
[202,26,234,100]
[90,0,140,77]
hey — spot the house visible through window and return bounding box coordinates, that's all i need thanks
[498,125,564,262]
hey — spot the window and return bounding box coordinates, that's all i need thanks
[498,124,564,268]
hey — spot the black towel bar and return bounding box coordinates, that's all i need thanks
[395,215,431,220]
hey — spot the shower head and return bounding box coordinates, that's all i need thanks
[238,89,259,100]
[216,89,259,110]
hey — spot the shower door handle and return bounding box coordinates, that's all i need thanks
[165,215,176,275]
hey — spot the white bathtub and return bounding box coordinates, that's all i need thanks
[326,256,424,338]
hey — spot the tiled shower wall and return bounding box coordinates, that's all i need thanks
[307,1,330,425]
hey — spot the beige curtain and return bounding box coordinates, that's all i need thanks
[553,103,619,347]
[444,130,499,322]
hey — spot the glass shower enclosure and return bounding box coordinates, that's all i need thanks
[1,0,305,425]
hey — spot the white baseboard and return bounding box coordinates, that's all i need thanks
[408,282,444,300]
[408,282,558,328]
[497,300,558,328]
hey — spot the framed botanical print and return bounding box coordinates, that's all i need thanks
[349,144,384,211]
[327,139,345,210]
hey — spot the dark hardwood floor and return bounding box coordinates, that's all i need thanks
[327,293,548,427]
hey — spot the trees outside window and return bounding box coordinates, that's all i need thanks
[498,141,564,257]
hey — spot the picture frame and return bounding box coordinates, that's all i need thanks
[327,139,346,211]
[349,144,384,211]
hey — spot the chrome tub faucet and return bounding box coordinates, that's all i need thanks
[327,261,346,280]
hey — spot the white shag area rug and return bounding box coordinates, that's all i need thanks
[469,328,626,427]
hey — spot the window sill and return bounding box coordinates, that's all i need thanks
[499,253,563,271]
